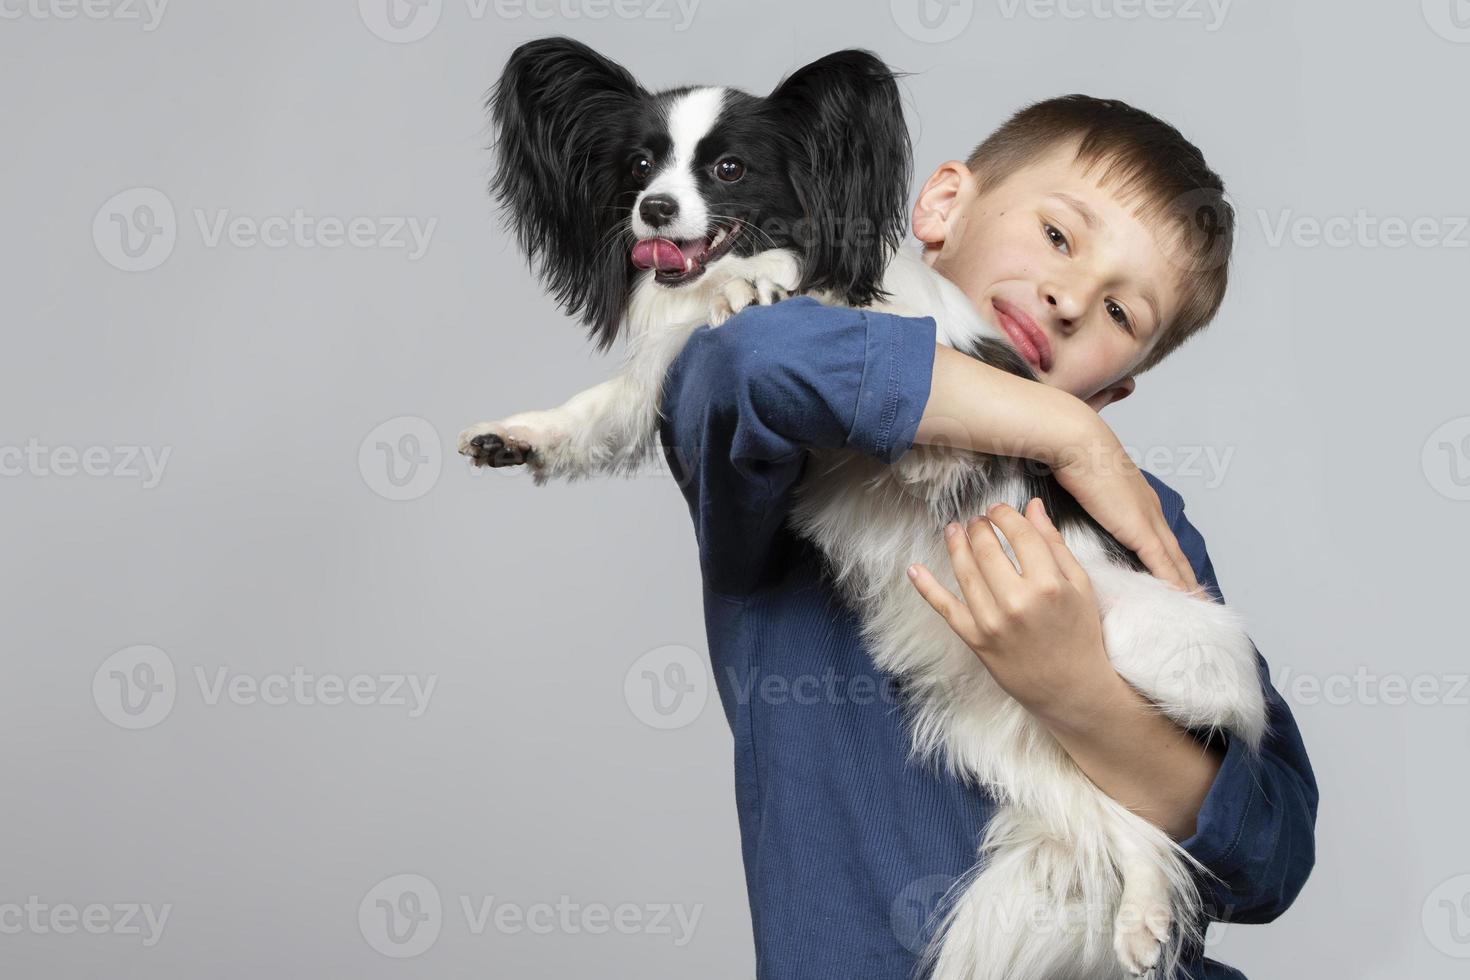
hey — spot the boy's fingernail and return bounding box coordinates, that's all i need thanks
[944,523,958,538]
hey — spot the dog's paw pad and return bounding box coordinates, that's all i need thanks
[459,426,534,468]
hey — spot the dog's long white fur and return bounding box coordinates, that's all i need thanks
[462,245,1268,979]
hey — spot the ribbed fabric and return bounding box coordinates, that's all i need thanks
[657,298,1317,980]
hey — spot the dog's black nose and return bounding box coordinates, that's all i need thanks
[639,194,679,228]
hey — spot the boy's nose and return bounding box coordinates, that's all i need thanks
[1044,291,1080,335]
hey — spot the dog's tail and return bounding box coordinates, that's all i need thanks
[919,800,1205,980]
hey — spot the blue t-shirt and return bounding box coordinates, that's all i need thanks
[657,296,1318,980]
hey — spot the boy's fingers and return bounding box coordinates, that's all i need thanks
[1026,498,1089,590]
[1135,539,1184,589]
[1128,512,1189,590]
[906,562,984,650]
[1025,497,1061,540]
[945,521,1000,614]
[983,503,1058,582]
[1164,529,1199,590]
[1145,519,1198,591]
[960,515,1017,598]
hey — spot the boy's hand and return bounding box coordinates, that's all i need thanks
[915,346,1196,590]
[906,498,1127,731]
[1052,426,1198,591]
[908,496,1227,842]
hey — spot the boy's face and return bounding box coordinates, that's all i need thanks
[912,140,1182,412]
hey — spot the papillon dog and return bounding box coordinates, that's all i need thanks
[459,37,1267,980]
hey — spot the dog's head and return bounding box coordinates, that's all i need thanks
[487,37,912,350]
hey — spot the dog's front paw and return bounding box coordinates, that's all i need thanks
[709,278,769,326]
[707,250,802,326]
[458,421,539,468]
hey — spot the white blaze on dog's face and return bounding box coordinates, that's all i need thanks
[631,87,722,243]
[627,86,764,287]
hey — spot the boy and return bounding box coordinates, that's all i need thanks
[657,95,1317,979]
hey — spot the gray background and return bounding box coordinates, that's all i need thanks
[2,0,1467,976]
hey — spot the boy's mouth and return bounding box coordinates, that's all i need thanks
[992,298,1053,373]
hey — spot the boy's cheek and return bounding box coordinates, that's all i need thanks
[1060,346,1135,404]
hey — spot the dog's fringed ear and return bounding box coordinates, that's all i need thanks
[769,50,912,307]
[488,37,646,351]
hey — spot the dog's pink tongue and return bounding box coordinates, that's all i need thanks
[631,238,690,273]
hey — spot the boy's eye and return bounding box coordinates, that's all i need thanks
[1043,223,1070,255]
[1106,300,1134,335]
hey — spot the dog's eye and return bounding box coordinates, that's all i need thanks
[631,157,653,181]
[715,159,745,182]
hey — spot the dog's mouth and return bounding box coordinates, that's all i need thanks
[630,220,744,285]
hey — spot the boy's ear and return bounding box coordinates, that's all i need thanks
[912,161,975,249]
[1085,376,1136,413]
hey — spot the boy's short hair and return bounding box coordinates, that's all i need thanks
[964,95,1234,373]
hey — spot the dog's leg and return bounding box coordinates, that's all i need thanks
[1080,558,1269,751]
[1111,829,1173,976]
[705,250,803,325]
[459,371,659,484]
[460,249,805,484]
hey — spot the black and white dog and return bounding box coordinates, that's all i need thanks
[460,37,1266,980]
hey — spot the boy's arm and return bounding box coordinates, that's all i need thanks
[659,297,1194,595]
[658,296,936,597]
[909,479,1318,924]
[920,345,1197,589]
[1153,477,1319,924]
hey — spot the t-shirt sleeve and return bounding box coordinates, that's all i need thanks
[658,296,937,598]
